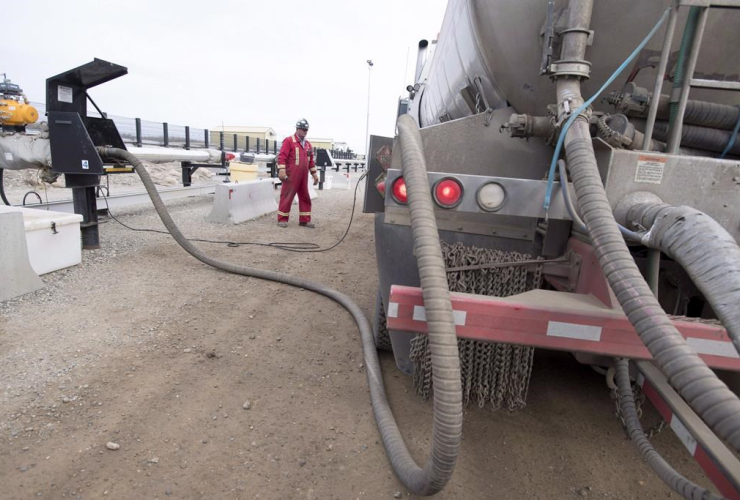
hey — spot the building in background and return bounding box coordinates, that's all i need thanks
[211,126,278,151]
[308,138,333,150]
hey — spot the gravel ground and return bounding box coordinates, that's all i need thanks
[0,171,717,499]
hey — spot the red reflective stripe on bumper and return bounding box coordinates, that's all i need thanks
[386,285,740,371]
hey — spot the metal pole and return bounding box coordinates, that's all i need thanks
[204,129,209,149]
[365,60,373,156]
[233,133,238,152]
[219,131,224,151]
[257,138,261,154]
[319,165,326,190]
[667,6,709,154]
[135,118,142,147]
[266,139,270,155]
[185,126,190,150]
[246,136,250,152]
[273,141,277,154]
[643,3,679,151]
[73,186,100,250]
[647,249,661,298]
[163,122,169,147]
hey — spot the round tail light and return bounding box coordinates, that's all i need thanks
[433,178,463,208]
[392,177,408,204]
[477,182,506,212]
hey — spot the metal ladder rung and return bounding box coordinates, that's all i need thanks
[690,78,740,90]
[680,0,740,7]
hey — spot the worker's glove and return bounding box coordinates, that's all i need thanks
[278,169,288,181]
[312,173,319,186]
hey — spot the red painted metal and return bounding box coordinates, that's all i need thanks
[386,285,739,371]
[640,378,740,500]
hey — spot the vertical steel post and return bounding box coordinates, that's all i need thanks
[185,126,191,150]
[204,129,209,149]
[73,186,100,250]
[135,118,142,147]
[163,122,169,147]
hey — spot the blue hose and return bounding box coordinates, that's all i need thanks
[543,8,670,213]
[719,106,740,159]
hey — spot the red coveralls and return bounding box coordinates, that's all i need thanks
[277,134,316,223]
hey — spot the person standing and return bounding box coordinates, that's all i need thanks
[277,118,319,228]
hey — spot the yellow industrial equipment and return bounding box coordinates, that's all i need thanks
[0,75,39,128]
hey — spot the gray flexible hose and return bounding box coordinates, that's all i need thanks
[558,159,643,242]
[565,127,740,452]
[559,0,740,453]
[647,120,740,156]
[627,203,740,358]
[615,359,723,500]
[97,129,462,496]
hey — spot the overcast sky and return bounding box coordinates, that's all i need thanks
[2,0,448,152]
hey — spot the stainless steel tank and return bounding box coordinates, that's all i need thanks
[414,0,740,128]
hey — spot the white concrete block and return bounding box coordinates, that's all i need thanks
[0,212,44,302]
[0,205,83,275]
[207,180,278,224]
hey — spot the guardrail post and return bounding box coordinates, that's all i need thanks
[163,122,169,147]
[205,129,209,149]
[135,118,142,147]
[185,126,190,150]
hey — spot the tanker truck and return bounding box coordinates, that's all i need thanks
[362,0,740,496]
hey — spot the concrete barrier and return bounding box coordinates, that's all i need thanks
[329,172,353,190]
[0,212,44,302]
[293,176,318,204]
[206,180,278,224]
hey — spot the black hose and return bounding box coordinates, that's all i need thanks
[615,359,723,500]
[627,203,740,358]
[0,168,10,205]
[97,122,462,496]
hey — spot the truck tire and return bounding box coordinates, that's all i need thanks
[373,289,393,351]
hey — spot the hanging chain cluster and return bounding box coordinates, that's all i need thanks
[410,242,544,411]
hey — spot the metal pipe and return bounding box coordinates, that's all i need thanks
[414,40,429,83]
[647,249,660,298]
[667,7,710,153]
[643,2,679,149]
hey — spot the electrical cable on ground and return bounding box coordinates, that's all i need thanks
[99,171,367,253]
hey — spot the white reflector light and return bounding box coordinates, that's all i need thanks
[477,182,506,212]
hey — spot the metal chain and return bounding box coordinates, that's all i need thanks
[410,241,544,411]
[610,383,666,439]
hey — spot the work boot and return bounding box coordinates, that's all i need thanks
[299,222,315,228]
[278,221,288,228]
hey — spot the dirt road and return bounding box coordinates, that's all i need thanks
[0,174,712,499]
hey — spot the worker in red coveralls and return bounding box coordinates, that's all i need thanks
[277,118,319,228]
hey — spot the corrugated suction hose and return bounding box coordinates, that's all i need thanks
[97,125,462,496]
[614,359,723,500]
[564,124,740,452]
[627,203,740,357]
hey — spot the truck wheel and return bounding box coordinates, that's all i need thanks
[373,289,393,351]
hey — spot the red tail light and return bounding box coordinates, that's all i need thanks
[392,177,408,204]
[433,178,463,208]
[224,152,236,161]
